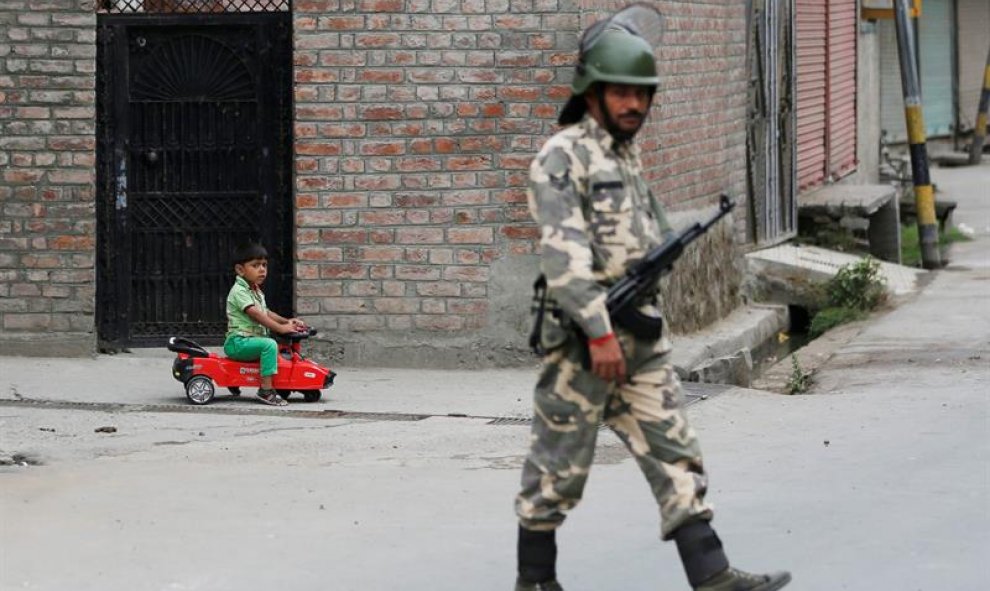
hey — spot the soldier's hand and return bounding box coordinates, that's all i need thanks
[588,333,627,384]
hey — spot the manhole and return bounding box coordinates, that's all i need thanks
[487,417,531,426]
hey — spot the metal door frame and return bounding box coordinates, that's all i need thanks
[96,11,294,348]
[747,0,798,245]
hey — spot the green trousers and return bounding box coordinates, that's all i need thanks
[224,335,278,377]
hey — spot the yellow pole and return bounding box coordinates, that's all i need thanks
[969,47,990,165]
[894,0,940,268]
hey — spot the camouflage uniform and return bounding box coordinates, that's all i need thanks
[516,114,714,540]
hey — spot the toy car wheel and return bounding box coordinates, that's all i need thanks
[228,387,241,396]
[277,389,291,400]
[302,390,322,403]
[185,376,215,405]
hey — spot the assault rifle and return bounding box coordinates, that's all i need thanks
[607,194,736,339]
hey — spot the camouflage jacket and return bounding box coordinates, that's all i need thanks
[527,114,674,341]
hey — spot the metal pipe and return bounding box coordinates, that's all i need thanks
[894,0,941,269]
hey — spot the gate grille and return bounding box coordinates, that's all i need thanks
[97,13,293,347]
[99,0,289,13]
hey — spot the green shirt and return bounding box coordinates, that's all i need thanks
[226,276,269,339]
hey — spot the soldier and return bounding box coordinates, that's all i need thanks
[514,6,791,591]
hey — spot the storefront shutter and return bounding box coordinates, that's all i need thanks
[879,0,956,141]
[796,0,857,191]
[956,0,990,132]
[827,0,857,177]
[796,0,828,190]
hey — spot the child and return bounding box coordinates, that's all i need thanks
[224,242,306,406]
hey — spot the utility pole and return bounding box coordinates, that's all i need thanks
[969,47,990,165]
[893,0,940,269]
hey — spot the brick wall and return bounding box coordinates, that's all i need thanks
[0,0,748,362]
[0,0,97,355]
[292,0,579,365]
[293,0,747,365]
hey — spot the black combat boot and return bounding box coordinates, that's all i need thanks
[514,526,564,591]
[674,521,791,591]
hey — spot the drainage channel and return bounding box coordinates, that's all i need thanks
[0,386,715,427]
[0,398,432,422]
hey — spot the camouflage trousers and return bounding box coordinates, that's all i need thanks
[515,330,714,540]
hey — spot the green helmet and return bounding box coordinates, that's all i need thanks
[559,4,663,125]
[572,29,659,95]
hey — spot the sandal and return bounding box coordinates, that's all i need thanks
[257,389,288,407]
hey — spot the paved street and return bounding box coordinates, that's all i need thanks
[1,162,988,591]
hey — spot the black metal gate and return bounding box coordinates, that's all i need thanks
[96,9,293,347]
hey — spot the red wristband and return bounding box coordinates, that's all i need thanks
[588,332,616,346]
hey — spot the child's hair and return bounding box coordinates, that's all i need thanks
[233,242,268,266]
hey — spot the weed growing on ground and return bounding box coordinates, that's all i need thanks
[786,355,812,394]
[901,224,972,267]
[808,257,888,338]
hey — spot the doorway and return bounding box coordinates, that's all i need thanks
[96,8,293,347]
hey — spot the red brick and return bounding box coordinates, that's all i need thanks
[296,159,319,173]
[395,265,441,281]
[293,0,337,11]
[359,0,403,11]
[50,235,94,250]
[297,247,343,262]
[358,69,404,83]
[297,210,343,226]
[321,229,367,244]
[444,266,489,282]
[448,156,491,171]
[369,230,394,244]
[361,106,404,120]
[397,157,441,172]
[296,142,342,156]
[409,138,433,154]
[296,193,319,208]
[47,170,92,184]
[360,211,405,225]
[295,69,338,83]
[499,87,540,101]
[360,141,405,156]
[447,227,493,244]
[326,194,368,208]
[358,247,404,262]
[297,177,332,190]
[355,34,401,48]
[3,170,43,183]
[318,16,365,30]
[320,264,367,279]
[502,225,540,240]
[318,123,365,137]
[297,105,343,120]
[373,298,420,314]
[396,228,444,244]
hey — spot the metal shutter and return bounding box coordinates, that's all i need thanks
[796,0,828,190]
[827,0,857,177]
[956,0,990,132]
[920,0,955,136]
[879,0,957,141]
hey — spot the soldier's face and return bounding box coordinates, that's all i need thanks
[589,84,652,138]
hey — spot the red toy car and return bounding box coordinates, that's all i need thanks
[166,329,336,405]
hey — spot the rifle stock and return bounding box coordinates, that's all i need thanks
[606,194,736,318]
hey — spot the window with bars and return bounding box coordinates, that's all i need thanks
[97,0,289,13]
